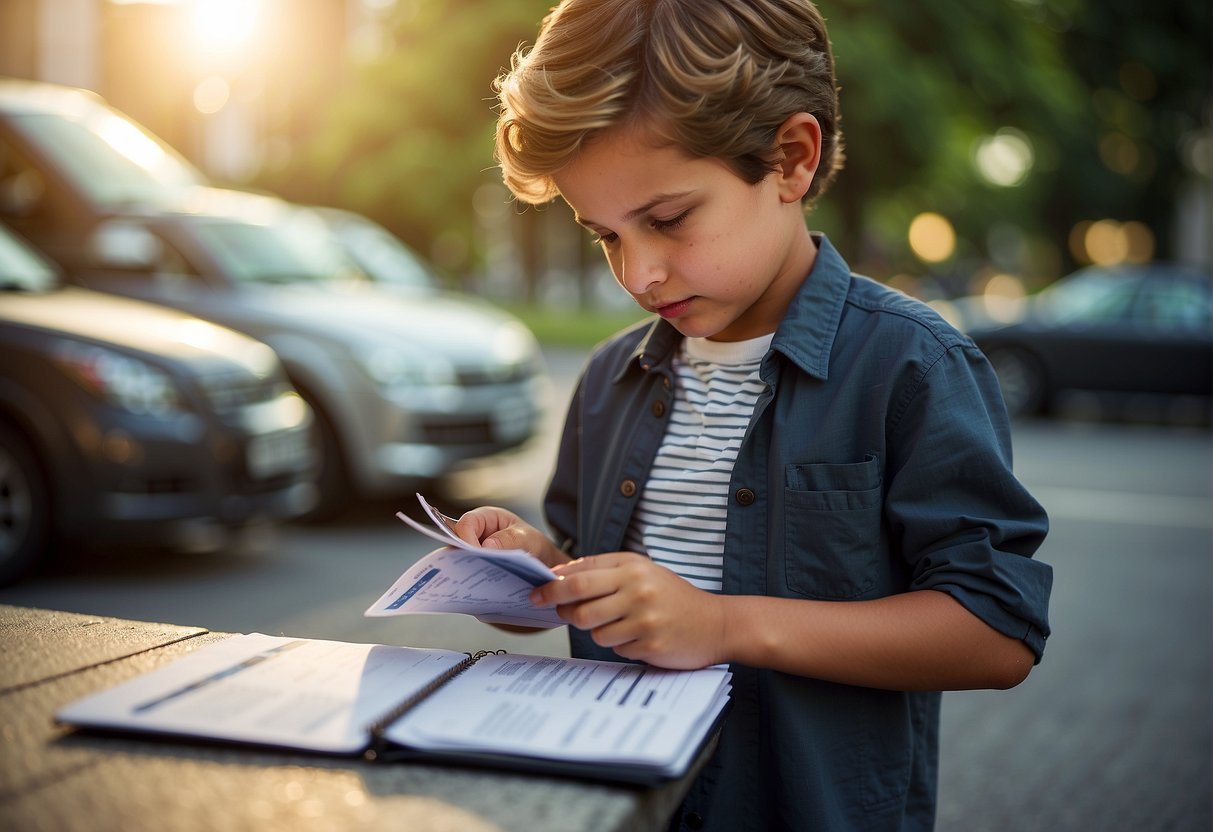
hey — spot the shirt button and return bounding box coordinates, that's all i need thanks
[620,479,638,498]
[685,812,704,830]
[736,487,756,506]
[651,400,666,417]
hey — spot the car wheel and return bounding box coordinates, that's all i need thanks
[0,423,51,585]
[297,397,351,523]
[985,347,1048,418]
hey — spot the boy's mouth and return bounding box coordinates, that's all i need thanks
[653,298,693,319]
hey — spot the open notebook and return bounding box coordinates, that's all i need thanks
[56,633,732,786]
[58,497,732,784]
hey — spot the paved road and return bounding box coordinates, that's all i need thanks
[3,347,1210,830]
[937,420,1212,831]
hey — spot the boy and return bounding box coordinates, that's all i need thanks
[454,1,1052,829]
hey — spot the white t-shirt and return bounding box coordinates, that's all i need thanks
[622,332,772,591]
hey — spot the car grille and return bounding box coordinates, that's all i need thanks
[454,363,535,386]
[198,372,285,417]
[115,476,195,495]
[419,419,495,446]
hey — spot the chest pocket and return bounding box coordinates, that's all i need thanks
[783,453,883,599]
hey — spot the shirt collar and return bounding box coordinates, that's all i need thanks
[771,233,851,381]
[613,317,679,382]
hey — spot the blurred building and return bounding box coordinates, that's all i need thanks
[0,0,391,185]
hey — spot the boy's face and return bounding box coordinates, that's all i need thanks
[553,124,818,342]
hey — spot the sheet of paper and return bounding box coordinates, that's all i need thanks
[372,493,562,627]
[364,546,564,628]
[393,494,554,587]
[55,633,466,753]
[384,653,732,774]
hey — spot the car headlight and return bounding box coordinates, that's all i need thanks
[357,345,456,391]
[56,342,186,416]
[491,321,539,366]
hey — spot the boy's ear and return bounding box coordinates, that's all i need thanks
[774,113,822,203]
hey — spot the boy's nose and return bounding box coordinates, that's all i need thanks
[617,244,666,296]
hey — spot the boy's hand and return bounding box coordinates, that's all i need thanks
[451,506,570,569]
[531,553,727,670]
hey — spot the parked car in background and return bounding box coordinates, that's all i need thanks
[70,187,549,519]
[0,79,549,520]
[958,263,1212,418]
[0,223,315,585]
[0,78,203,272]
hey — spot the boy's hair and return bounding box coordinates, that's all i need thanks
[494,0,844,207]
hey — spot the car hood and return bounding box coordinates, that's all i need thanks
[202,282,540,368]
[0,286,280,376]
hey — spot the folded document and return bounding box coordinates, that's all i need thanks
[364,494,563,628]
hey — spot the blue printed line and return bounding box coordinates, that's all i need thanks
[388,567,441,610]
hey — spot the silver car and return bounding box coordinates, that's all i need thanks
[74,188,549,518]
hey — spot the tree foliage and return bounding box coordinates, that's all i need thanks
[258,0,553,269]
[256,0,1210,291]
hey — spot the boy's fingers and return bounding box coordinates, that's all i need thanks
[530,567,615,607]
[452,511,492,545]
[551,552,627,575]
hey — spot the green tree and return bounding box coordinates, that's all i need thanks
[1048,0,1210,265]
[822,0,1088,281]
[826,0,1209,280]
[258,0,1209,295]
[257,0,552,275]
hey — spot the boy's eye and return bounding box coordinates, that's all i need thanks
[585,209,689,246]
[651,210,690,232]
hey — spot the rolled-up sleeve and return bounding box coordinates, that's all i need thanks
[886,340,1052,661]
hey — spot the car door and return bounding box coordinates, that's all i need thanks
[1127,273,1213,396]
[1035,275,1142,392]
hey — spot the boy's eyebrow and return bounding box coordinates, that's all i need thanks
[574,191,693,228]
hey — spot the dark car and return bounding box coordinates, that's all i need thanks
[0,223,316,585]
[960,263,1213,418]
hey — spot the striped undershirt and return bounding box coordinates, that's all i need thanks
[623,332,773,592]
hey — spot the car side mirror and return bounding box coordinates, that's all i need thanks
[0,170,45,218]
[90,221,163,270]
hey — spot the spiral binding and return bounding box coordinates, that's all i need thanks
[364,649,505,761]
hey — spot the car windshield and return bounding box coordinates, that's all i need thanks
[192,213,366,286]
[1035,271,1138,324]
[0,226,57,291]
[10,110,203,206]
[331,220,436,291]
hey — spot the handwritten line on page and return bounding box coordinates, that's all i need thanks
[365,494,563,628]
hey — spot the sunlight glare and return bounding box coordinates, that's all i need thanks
[189,0,263,58]
[193,76,231,115]
[96,114,167,172]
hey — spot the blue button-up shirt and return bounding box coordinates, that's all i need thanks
[544,235,1052,832]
